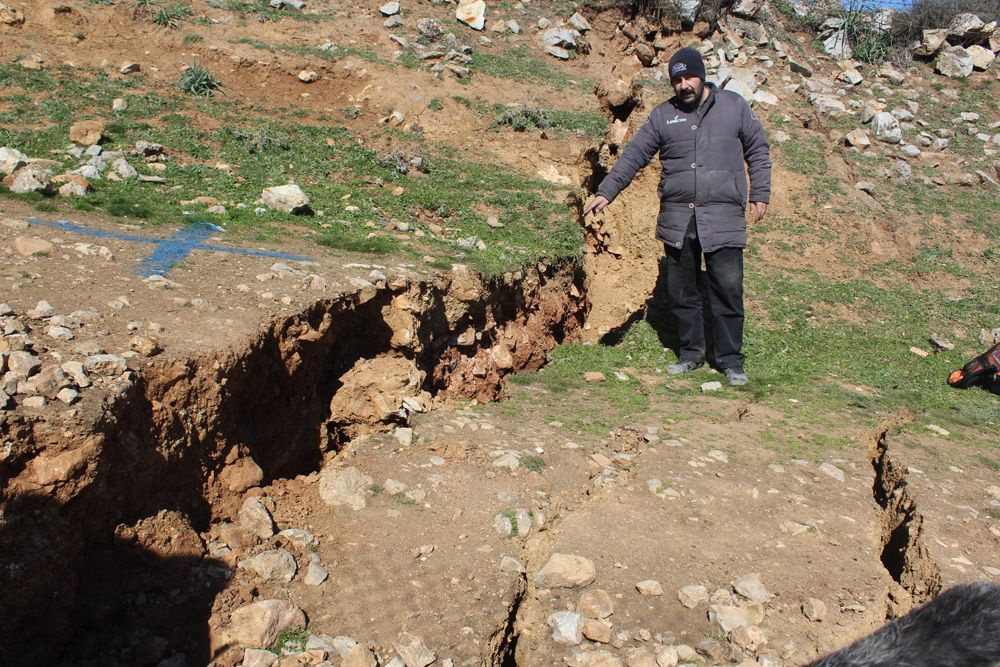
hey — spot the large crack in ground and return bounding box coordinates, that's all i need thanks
[0,261,587,664]
[869,429,942,619]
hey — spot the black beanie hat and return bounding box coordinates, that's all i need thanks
[668,47,706,81]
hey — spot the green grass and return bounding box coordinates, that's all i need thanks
[472,46,592,91]
[271,626,308,654]
[776,135,826,175]
[522,455,545,471]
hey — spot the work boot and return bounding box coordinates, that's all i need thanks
[724,367,748,386]
[667,360,704,375]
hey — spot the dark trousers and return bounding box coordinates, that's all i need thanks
[664,220,745,370]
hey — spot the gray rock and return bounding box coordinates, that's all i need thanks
[914,28,947,56]
[7,351,41,375]
[21,395,45,408]
[56,387,79,404]
[0,146,27,175]
[733,572,771,602]
[318,465,373,510]
[83,354,127,376]
[33,365,71,398]
[810,94,847,116]
[937,46,974,78]
[548,611,583,645]
[499,556,524,573]
[379,1,400,16]
[569,12,591,32]
[541,27,578,48]
[819,462,845,482]
[113,158,138,180]
[261,184,312,215]
[802,597,827,621]
[238,496,275,539]
[967,45,995,70]
[278,528,318,550]
[947,12,984,38]
[708,603,751,633]
[636,579,664,596]
[700,381,723,392]
[393,632,436,667]
[872,112,902,144]
[238,548,297,583]
[678,584,709,608]
[241,648,278,667]
[823,30,851,59]
[545,45,572,60]
[304,559,329,586]
[9,165,51,194]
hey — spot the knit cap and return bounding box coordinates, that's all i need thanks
[668,47,706,81]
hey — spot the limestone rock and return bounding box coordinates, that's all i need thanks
[872,112,902,144]
[578,588,614,618]
[261,184,312,214]
[947,12,985,38]
[227,599,306,648]
[327,356,423,426]
[238,496,275,539]
[636,579,664,596]
[0,3,25,25]
[709,604,751,633]
[730,624,767,651]
[0,146,27,175]
[936,46,974,78]
[6,165,51,194]
[845,129,870,147]
[678,584,709,608]
[967,45,995,70]
[220,458,264,493]
[69,120,105,146]
[913,28,947,56]
[318,465,373,510]
[238,548,297,583]
[393,632,436,667]
[456,0,486,30]
[535,553,596,588]
[342,644,378,667]
[14,236,55,256]
[548,611,583,645]
[83,354,127,376]
[733,572,771,602]
[802,597,827,621]
[304,560,329,586]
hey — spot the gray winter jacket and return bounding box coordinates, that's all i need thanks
[596,84,771,252]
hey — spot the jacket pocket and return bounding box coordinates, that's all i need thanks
[704,170,742,205]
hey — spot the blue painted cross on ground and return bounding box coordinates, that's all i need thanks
[28,218,311,277]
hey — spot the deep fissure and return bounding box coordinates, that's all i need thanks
[0,262,587,664]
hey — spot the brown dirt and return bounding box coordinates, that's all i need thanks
[1,2,999,666]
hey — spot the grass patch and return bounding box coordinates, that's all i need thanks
[472,46,591,91]
[522,455,545,471]
[776,135,826,175]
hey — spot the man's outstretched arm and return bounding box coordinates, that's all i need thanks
[584,114,662,216]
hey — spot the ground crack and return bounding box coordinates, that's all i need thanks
[870,429,942,617]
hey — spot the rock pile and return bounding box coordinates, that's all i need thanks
[0,296,150,411]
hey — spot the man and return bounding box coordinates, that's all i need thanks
[583,47,771,386]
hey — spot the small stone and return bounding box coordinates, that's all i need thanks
[120,61,141,75]
[261,183,312,215]
[926,424,950,437]
[112,98,128,112]
[802,598,827,621]
[636,580,663,596]
[708,604,752,633]
[584,371,606,383]
[318,465,373,510]
[298,70,319,83]
[242,648,278,667]
[818,462,845,482]
[729,624,767,651]
[238,548,297,583]
[499,556,524,573]
[654,645,678,667]
[582,618,613,643]
[21,395,46,408]
[342,644,378,667]
[83,354,127,376]
[928,334,954,351]
[129,335,161,356]
[732,572,770,602]
[227,599,305,648]
[238,496,275,539]
[69,120,105,146]
[393,632,436,667]
[56,387,79,404]
[548,611,583,645]
[578,588,614,619]
[700,381,723,392]
[14,236,55,257]
[535,553,596,588]
[379,1,400,15]
[678,584,709,608]
[845,129,870,147]
[456,0,486,30]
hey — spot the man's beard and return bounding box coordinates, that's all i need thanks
[677,80,704,109]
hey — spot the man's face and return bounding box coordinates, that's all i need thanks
[671,74,704,107]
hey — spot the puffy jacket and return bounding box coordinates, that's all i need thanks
[596,84,771,252]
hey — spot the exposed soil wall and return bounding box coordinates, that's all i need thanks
[0,261,587,664]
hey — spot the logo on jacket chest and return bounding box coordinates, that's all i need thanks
[664,114,689,125]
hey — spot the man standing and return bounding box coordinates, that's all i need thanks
[583,47,771,386]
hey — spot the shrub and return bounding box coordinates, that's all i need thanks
[177,63,223,97]
[891,0,1000,46]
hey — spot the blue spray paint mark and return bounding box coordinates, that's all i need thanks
[28,218,311,277]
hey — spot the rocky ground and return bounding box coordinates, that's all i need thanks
[1,0,999,666]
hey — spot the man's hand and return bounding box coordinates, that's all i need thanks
[749,201,767,222]
[583,195,610,216]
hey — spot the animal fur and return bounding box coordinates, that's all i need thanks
[809,581,1000,667]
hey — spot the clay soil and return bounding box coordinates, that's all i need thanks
[1,1,999,666]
